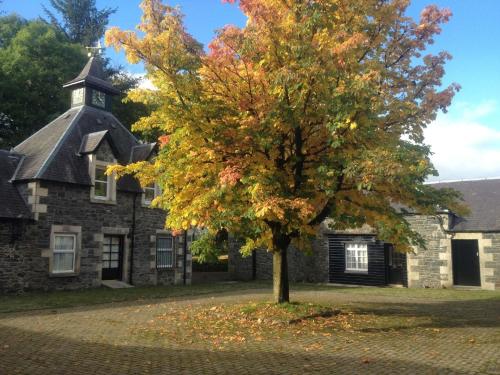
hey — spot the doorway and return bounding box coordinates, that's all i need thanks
[385,244,405,285]
[452,239,481,286]
[102,235,123,280]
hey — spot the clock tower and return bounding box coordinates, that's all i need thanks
[63,56,119,111]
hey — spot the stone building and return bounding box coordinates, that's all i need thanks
[230,179,500,291]
[0,57,191,293]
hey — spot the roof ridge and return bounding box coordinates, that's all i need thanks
[426,177,500,184]
[14,108,80,151]
[34,106,86,179]
[95,107,139,144]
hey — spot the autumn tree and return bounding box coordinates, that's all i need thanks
[106,0,464,303]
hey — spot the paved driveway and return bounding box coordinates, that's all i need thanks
[0,287,499,374]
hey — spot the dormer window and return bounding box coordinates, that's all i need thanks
[91,89,106,108]
[86,138,117,204]
[72,88,84,106]
[94,164,110,199]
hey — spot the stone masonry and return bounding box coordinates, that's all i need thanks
[230,215,500,290]
[0,179,190,293]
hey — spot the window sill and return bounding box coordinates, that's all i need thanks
[50,271,79,278]
[344,270,369,275]
[90,197,117,205]
[156,267,174,271]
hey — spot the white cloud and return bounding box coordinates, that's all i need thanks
[425,100,500,181]
[130,72,157,90]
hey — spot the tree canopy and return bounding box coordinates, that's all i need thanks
[43,0,116,47]
[0,16,86,147]
[106,0,465,303]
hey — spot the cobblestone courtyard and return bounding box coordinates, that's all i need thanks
[0,284,499,374]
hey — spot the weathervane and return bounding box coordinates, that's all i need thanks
[86,40,104,57]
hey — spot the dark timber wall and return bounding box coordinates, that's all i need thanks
[328,234,388,286]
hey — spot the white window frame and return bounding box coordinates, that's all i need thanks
[94,162,110,200]
[53,233,76,274]
[345,243,368,273]
[88,154,117,204]
[156,235,174,269]
[142,183,160,206]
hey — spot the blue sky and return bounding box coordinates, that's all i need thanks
[3,0,500,181]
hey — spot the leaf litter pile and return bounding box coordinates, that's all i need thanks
[133,301,386,349]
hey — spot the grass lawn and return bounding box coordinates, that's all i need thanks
[1,281,499,314]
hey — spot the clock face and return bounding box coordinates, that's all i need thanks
[91,90,106,108]
[71,88,84,105]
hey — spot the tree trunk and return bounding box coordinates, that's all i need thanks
[273,246,290,303]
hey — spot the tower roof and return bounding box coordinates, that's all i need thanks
[63,56,120,95]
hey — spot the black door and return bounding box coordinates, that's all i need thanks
[102,235,123,280]
[385,244,405,285]
[452,240,480,286]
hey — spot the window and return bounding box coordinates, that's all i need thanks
[345,243,368,272]
[156,236,174,269]
[72,88,84,106]
[53,234,76,273]
[143,183,156,205]
[94,165,109,199]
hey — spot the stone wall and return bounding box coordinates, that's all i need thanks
[0,180,190,293]
[229,215,500,290]
[228,225,329,283]
[405,215,449,288]
[483,233,500,289]
[405,215,500,290]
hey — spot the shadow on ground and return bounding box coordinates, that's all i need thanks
[348,298,500,331]
[0,325,481,375]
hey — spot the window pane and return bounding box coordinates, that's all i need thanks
[157,236,174,268]
[345,243,368,271]
[95,181,107,197]
[54,253,74,272]
[144,187,155,203]
[157,237,173,250]
[55,235,75,251]
[95,166,107,181]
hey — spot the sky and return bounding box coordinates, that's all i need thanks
[3,0,500,182]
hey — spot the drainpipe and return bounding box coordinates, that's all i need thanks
[129,193,137,285]
[252,250,257,280]
[183,230,188,285]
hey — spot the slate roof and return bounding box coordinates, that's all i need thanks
[130,143,156,163]
[78,130,109,155]
[429,179,500,232]
[63,57,119,95]
[12,105,146,192]
[0,150,30,219]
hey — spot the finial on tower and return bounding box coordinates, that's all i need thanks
[86,40,104,57]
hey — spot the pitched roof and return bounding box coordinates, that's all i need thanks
[130,143,156,163]
[12,105,147,192]
[78,130,109,155]
[430,179,500,232]
[0,150,30,219]
[63,57,119,95]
